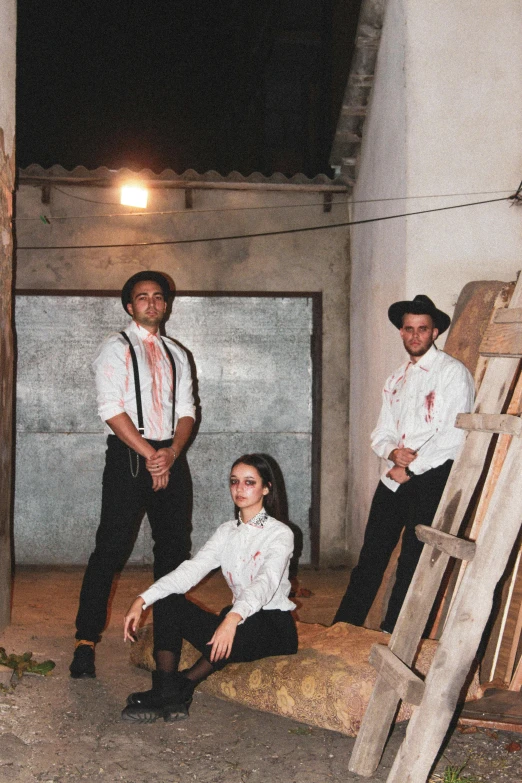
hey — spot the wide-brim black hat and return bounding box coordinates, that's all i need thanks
[388,294,451,335]
[121,271,172,313]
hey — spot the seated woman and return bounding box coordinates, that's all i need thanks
[122,452,297,723]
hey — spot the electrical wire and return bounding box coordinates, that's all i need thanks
[16,193,516,251]
[12,185,516,223]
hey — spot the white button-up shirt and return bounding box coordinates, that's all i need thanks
[140,514,296,621]
[371,345,475,492]
[93,320,196,440]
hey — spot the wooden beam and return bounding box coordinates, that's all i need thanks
[368,645,425,705]
[480,322,522,357]
[415,525,476,562]
[455,413,522,436]
[494,307,522,324]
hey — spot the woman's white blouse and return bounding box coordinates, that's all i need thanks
[140,515,295,621]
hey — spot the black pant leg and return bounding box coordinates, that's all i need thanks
[147,455,192,581]
[333,481,405,625]
[154,596,297,671]
[75,438,146,642]
[382,460,452,631]
[226,609,298,666]
[145,455,192,655]
[152,594,223,657]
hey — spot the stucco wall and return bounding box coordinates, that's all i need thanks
[15,181,350,565]
[348,0,522,556]
[0,0,16,631]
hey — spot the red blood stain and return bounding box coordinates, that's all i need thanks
[425,391,436,423]
[124,348,131,393]
[253,551,261,560]
[227,571,234,586]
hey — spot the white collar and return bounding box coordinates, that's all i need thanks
[237,509,268,528]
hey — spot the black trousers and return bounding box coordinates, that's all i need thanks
[154,594,298,671]
[333,460,452,632]
[75,435,192,644]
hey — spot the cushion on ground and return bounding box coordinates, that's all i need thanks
[130,621,481,737]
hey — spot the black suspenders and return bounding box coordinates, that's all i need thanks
[120,331,177,437]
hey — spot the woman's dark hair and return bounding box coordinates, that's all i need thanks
[230,453,283,521]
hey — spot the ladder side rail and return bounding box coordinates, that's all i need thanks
[385,435,522,783]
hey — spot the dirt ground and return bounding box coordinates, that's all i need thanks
[1,567,522,783]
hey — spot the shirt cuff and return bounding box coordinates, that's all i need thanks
[98,402,125,422]
[230,601,249,623]
[175,405,196,421]
[373,442,397,461]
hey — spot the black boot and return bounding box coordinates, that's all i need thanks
[126,670,163,707]
[121,671,194,723]
[70,641,96,679]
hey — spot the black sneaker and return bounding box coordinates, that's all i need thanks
[70,642,96,679]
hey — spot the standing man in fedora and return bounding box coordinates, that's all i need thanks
[70,271,196,678]
[333,295,474,633]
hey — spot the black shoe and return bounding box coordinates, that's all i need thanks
[70,641,96,679]
[126,670,163,707]
[121,701,190,723]
[122,671,194,723]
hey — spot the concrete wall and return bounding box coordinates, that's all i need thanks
[14,181,350,565]
[0,0,16,631]
[348,0,522,556]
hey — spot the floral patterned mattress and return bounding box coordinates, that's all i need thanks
[130,621,481,736]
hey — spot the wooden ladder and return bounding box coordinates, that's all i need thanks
[349,275,522,782]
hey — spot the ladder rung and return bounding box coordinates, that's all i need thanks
[415,525,476,561]
[456,413,522,436]
[368,644,425,706]
[494,307,522,324]
[479,321,522,357]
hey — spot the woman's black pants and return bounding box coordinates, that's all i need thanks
[154,595,298,671]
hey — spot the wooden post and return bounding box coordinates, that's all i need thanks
[0,159,14,632]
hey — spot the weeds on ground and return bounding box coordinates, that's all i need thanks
[430,760,480,783]
[0,647,55,679]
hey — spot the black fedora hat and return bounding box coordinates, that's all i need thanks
[121,271,172,314]
[388,294,451,335]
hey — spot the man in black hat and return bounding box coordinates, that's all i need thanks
[70,271,196,678]
[333,295,474,633]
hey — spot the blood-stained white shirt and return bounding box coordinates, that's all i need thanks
[140,513,295,622]
[371,345,475,492]
[93,319,196,440]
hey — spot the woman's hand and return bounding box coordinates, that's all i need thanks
[124,596,146,642]
[207,612,242,662]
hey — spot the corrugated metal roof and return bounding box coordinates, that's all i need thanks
[19,164,350,190]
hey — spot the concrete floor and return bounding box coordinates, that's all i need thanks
[1,566,522,782]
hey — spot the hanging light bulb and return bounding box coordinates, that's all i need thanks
[120,184,148,208]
